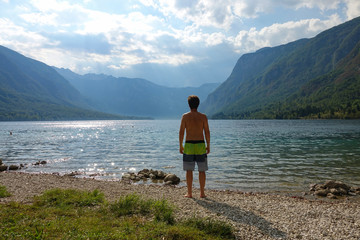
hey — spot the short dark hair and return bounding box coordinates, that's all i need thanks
[188,95,200,109]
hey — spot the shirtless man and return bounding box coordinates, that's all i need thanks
[179,95,210,198]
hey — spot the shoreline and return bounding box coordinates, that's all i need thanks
[1,171,359,239]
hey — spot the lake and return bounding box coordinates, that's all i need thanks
[1,120,359,192]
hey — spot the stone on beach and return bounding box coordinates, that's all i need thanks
[122,169,180,185]
[34,160,47,165]
[310,180,358,199]
[9,165,19,171]
[164,174,180,185]
[0,159,22,172]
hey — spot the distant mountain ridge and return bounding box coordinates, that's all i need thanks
[2,16,359,120]
[202,16,360,119]
[0,45,130,120]
[55,68,220,119]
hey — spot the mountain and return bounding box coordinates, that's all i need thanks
[255,41,360,119]
[202,16,360,119]
[55,68,220,119]
[0,45,129,120]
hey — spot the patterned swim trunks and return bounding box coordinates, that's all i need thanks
[183,140,208,171]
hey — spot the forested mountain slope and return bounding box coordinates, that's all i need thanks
[0,46,126,120]
[203,16,360,119]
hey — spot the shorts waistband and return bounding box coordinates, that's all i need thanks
[185,140,205,144]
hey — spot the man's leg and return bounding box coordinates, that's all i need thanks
[185,170,193,198]
[199,171,206,198]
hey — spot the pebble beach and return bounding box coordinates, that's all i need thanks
[1,172,359,240]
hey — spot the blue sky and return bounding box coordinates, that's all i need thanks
[1,0,359,87]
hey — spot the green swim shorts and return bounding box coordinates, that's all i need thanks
[183,140,208,172]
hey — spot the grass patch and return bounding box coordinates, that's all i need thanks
[34,188,105,208]
[184,217,235,239]
[0,185,11,198]
[0,189,235,239]
[110,194,175,224]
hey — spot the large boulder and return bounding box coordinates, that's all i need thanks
[164,174,180,185]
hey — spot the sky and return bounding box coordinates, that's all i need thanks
[0,1,360,87]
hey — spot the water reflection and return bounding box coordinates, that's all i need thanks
[0,120,359,192]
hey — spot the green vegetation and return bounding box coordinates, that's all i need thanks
[206,16,360,119]
[0,188,235,240]
[0,185,11,198]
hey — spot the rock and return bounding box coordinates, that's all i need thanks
[9,165,19,170]
[138,169,149,175]
[314,189,330,197]
[164,174,180,185]
[65,171,81,177]
[311,181,358,198]
[324,180,350,191]
[309,183,317,191]
[327,193,337,199]
[0,165,7,172]
[122,173,132,179]
[330,188,347,196]
[348,191,357,196]
[122,169,179,185]
[156,170,166,179]
[34,161,47,166]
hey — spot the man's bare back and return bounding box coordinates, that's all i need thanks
[179,110,210,154]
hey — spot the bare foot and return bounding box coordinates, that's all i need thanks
[184,194,193,198]
[200,194,207,198]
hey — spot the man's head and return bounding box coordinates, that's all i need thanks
[188,95,200,110]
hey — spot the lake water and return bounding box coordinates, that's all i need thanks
[1,120,360,192]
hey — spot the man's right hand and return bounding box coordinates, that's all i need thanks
[180,145,184,154]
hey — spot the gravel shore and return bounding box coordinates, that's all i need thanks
[1,172,359,240]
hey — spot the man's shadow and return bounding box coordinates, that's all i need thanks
[194,197,287,239]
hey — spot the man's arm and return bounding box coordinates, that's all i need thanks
[203,115,210,154]
[179,115,185,154]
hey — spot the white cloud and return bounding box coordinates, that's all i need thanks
[139,0,346,29]
[20,12,59,26]
[143,0,235,29]
[0,18,53,51]
[279,0,341,11]
[0,0,355,86]
[344,0,360,20]
[14,0,195,69]
[232,14,342,53]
